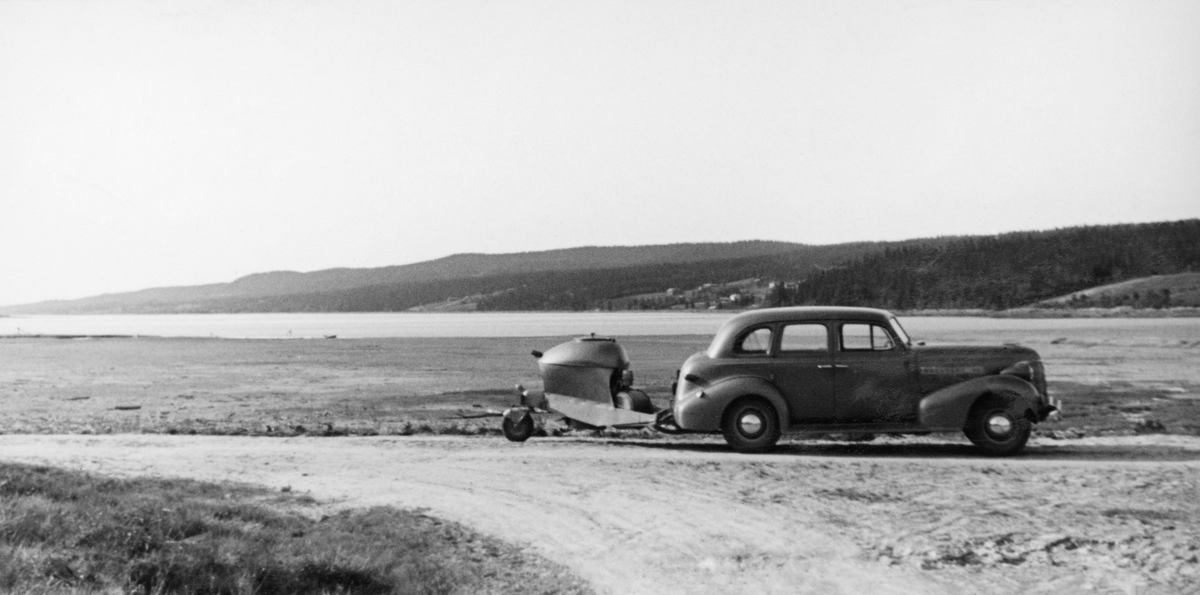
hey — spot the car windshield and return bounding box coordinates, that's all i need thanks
[888,316,911,346]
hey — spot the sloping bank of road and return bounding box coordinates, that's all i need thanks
[2,434,1197,595]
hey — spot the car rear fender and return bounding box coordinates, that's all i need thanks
[918,374,1040,431]
[673,376,790,433]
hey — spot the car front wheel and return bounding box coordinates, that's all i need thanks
[964,396,1031,456]
[722,398,781,454]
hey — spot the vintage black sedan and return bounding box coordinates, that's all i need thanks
[668,307,1060,455]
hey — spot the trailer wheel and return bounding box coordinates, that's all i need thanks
[614,390,655,414]
[502,409,535,442]
[722,397,780,454]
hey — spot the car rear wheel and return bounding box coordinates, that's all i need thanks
[722,398,780,454]
[964,396,1031,456]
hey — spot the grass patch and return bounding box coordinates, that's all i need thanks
[812,487,901,504]
[0,463,591,595]
[1100,508,1188,522]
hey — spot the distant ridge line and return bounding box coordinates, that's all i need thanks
[4,220,1197,313]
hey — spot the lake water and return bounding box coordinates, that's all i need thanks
[0,312,732,338]
[1,312,1198,340]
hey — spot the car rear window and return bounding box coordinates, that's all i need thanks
[733,327,773,355]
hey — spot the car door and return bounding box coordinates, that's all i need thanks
[832,321,920,423]
[770,322,837,423]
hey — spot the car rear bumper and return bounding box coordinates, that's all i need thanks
[1039,397,1063,421]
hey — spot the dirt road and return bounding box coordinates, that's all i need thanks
[2,434,1197,595]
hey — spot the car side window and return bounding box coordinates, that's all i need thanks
[779,324,828,352]
[841,324,895,351]
[733,327,773,355]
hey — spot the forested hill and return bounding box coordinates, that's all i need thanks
[4,219,1196,314]
[12,241,813,308]
[2,240,894,314]
[206,241,817,298]
[781,219,1200,310]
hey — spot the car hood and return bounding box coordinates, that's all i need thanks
[913,344,1040,375]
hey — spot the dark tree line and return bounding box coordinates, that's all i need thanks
[783,220,1200,310]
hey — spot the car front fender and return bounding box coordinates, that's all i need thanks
[673,376,790,433]
[918,374,1040,431]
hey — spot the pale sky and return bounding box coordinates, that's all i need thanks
[2,0,1198,306]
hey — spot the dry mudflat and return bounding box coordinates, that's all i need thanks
[2,321,1198,437]
[2,319,1199,594]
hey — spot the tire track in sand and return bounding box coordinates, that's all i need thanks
[0,434,951,595]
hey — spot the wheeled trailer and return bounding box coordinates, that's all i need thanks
[494,335,680,441]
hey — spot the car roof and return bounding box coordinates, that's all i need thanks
[721,306,895,326]
[707,306,897,357]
